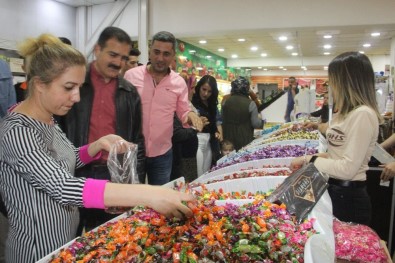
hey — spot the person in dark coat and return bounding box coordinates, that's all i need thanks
[222,77,264,151]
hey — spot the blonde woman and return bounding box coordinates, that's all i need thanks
[0,34,194,263]
[291,52,382,225]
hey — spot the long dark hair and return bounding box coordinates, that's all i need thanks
[328,51,381,120]
[192,75,219,118]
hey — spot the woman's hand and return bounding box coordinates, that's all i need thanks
[290,156,306,171]
[380,162,395,181]
[88,134,126,157]
[215,132,223,141]
[146,186,197,219]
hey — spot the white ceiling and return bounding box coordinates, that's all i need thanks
[53,0,115,7]
[179,24,395,71]
[53,0,395,71]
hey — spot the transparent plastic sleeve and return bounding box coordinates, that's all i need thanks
[106,140,138,214]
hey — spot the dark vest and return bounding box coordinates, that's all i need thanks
[222,94,254,150]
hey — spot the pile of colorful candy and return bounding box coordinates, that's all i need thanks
[211,144,317,172]
[333,219,388,263]
[49,187,317,262]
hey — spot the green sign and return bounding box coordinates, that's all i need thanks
[176,40,249,82]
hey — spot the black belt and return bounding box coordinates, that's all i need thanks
[328,178,366,188]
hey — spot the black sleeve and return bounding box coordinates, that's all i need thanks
[172,114,197,143]
[310,108,323,117]
[131,92,146,183]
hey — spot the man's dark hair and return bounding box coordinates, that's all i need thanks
[59,37,72,46]
[129,48,141,56]
[151,31,177,52]
[97,26,132,48]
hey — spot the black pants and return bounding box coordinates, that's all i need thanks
[328,184,372,225]
[76,164,118,235]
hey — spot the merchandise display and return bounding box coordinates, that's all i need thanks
[37,121,392,263]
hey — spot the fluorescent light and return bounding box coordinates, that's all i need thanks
[258,66,262,69]
[291,52,298,56]
[279,36,287,41]
[363,43,371,47]
[324,44,332,49]
[250,46,258,51]
[199,40,207,44]
[263,68,268,71]
[238,38,245,42]
[324,52,330,55]
[218,48,224,52]
[324,66,328,70]
[286,45,294,50]
[283,68,287,71]
[323,35,332,39]
[260,53,267,57]
[359,51,365,54]
[231,54,238,58]
[279,66,284,69]
[189,50,196,53]
[371,32,381,37]
[206,55,211,59]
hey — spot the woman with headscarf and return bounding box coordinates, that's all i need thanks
[222,76,264,151]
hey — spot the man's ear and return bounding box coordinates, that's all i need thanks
[93,44,101,58]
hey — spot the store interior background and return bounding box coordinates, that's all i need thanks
[2,0,395,256]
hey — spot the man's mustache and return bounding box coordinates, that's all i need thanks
[109,64,121,70]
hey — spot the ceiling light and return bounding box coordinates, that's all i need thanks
[283,68,287,71]
[324,52,330,55]
[292,52,298,56]
[323,44,332,49]
[206,55,211,59]
[286,45,294,50]
[302,68,307,71]
[189,50,196,53]
[246,68,251,71]
[371,32,381,37]
[324,66,328,70]
[199,40,207,44]
[258,66,262,69]
[260,53,267,57]
[238,38,245,42]
[301,66,306,69]
[279,36,287,41]
[231,54,238,58]
[279,66,284,69]
[363,43,371,47]
[263,68,268,71]
[196,67,203,70]
[250,46,258,51]
[323,35,332,39]
[218,48,224,52]
[359,51,365,54]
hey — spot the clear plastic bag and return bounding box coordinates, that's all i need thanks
[105,140,138,214]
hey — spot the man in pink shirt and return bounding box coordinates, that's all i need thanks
[125,31,202,185]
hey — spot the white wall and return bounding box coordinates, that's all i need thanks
[0,0,76,50]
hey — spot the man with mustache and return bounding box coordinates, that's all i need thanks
[61,26,145,233]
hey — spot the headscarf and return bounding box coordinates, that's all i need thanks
[231,76,250,96]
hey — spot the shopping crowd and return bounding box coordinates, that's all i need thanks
[0,25,394,262]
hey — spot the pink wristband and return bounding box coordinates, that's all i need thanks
[82,178,108,209]
[79,145,102,164]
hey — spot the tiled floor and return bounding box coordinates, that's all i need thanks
[0,214,8,263]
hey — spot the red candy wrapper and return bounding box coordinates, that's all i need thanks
[333,218,388,263]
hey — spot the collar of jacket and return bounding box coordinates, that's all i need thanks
[84,63,133,92]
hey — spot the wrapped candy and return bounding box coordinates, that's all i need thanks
[333,219,388,263]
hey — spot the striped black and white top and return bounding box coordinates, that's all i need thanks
[0,112,88,263]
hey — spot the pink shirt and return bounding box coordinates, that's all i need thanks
[124,65,190,157]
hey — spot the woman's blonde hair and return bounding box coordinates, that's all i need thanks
[328,51,381,121]
[18,34,86,97]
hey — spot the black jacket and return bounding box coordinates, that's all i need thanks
[60,65,146,182]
